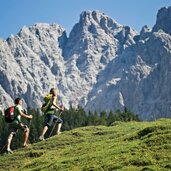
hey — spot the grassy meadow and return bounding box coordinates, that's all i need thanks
[0,119,171,171]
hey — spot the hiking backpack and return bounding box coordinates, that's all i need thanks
[41,94,52,113]
[4,106,15,123]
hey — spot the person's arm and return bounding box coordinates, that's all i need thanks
[18,108,32,119]
[52,96,64,111]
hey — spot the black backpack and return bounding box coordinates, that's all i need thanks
[4,106,16,123]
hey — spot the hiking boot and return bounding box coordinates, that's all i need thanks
[23,144,30,148]
[56,131,62,135]
[39,136,45,141]
[7,149,13,154]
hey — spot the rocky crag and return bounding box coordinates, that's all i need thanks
[1,7,171,120]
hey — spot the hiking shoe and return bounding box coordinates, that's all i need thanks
[39,136,45,141]
[23,144,30,148]
[56,131,62,135]
[7,149,13,154]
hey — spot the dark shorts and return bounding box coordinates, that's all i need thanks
[9,122,28,135]
[45,114,63,127]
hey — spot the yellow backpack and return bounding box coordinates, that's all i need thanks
[41,94,52,113]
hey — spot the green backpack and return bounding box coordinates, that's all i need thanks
[41,94,52,113]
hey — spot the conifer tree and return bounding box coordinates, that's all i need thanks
[107,110,115,125]
[99,111,107,125]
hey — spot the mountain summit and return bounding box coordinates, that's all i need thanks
[0,8,171,120]
[152,6,171,35]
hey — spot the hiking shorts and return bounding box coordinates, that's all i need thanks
[8,122,28,136]
[45,114,63,128]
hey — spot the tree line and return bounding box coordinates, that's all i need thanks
[0,106,140,152]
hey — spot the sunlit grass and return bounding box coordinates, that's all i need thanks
[0,119,171,171]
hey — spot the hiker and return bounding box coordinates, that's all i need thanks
[6,98,33,153]
[39,88,64,141]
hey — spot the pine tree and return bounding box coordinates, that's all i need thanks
[87,111,94,126]
[99,111,107,125]
[107,110,115,125]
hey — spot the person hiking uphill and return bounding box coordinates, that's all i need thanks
[39,88,64,141]
[6,98,33,153]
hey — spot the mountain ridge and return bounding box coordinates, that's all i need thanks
[0,7,171,120]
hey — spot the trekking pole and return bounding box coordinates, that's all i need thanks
[48,110,62,138]
[0,144,7,154]
[0,136,15,154]
[27,118,32,128]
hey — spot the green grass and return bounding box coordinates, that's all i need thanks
[0,119,171,171]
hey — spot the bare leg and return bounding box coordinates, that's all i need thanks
[7,133,13,152]
[7,134,13,150]
[56,123,62,134]
[41,126,48,137]
[39,126,48,140]
[23,128,30,146]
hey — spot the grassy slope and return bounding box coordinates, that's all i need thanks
[0,119,171,171]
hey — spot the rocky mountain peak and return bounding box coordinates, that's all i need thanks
[1,7,171,120]
[17,23,67,43]
[79,10,121,30]
[140,25,151,35]
[64,10,137,61]
[152,6,171,35]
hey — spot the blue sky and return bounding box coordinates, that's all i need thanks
[0,0,170,39]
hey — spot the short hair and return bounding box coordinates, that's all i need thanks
[14,97,22,105]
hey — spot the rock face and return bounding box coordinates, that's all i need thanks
[0,7,171,120]
[152,6,171,35]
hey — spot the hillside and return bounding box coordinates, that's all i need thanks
[0,119,171,171]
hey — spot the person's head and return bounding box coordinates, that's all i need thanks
[50,88,57,96]
[14,97,22,106]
